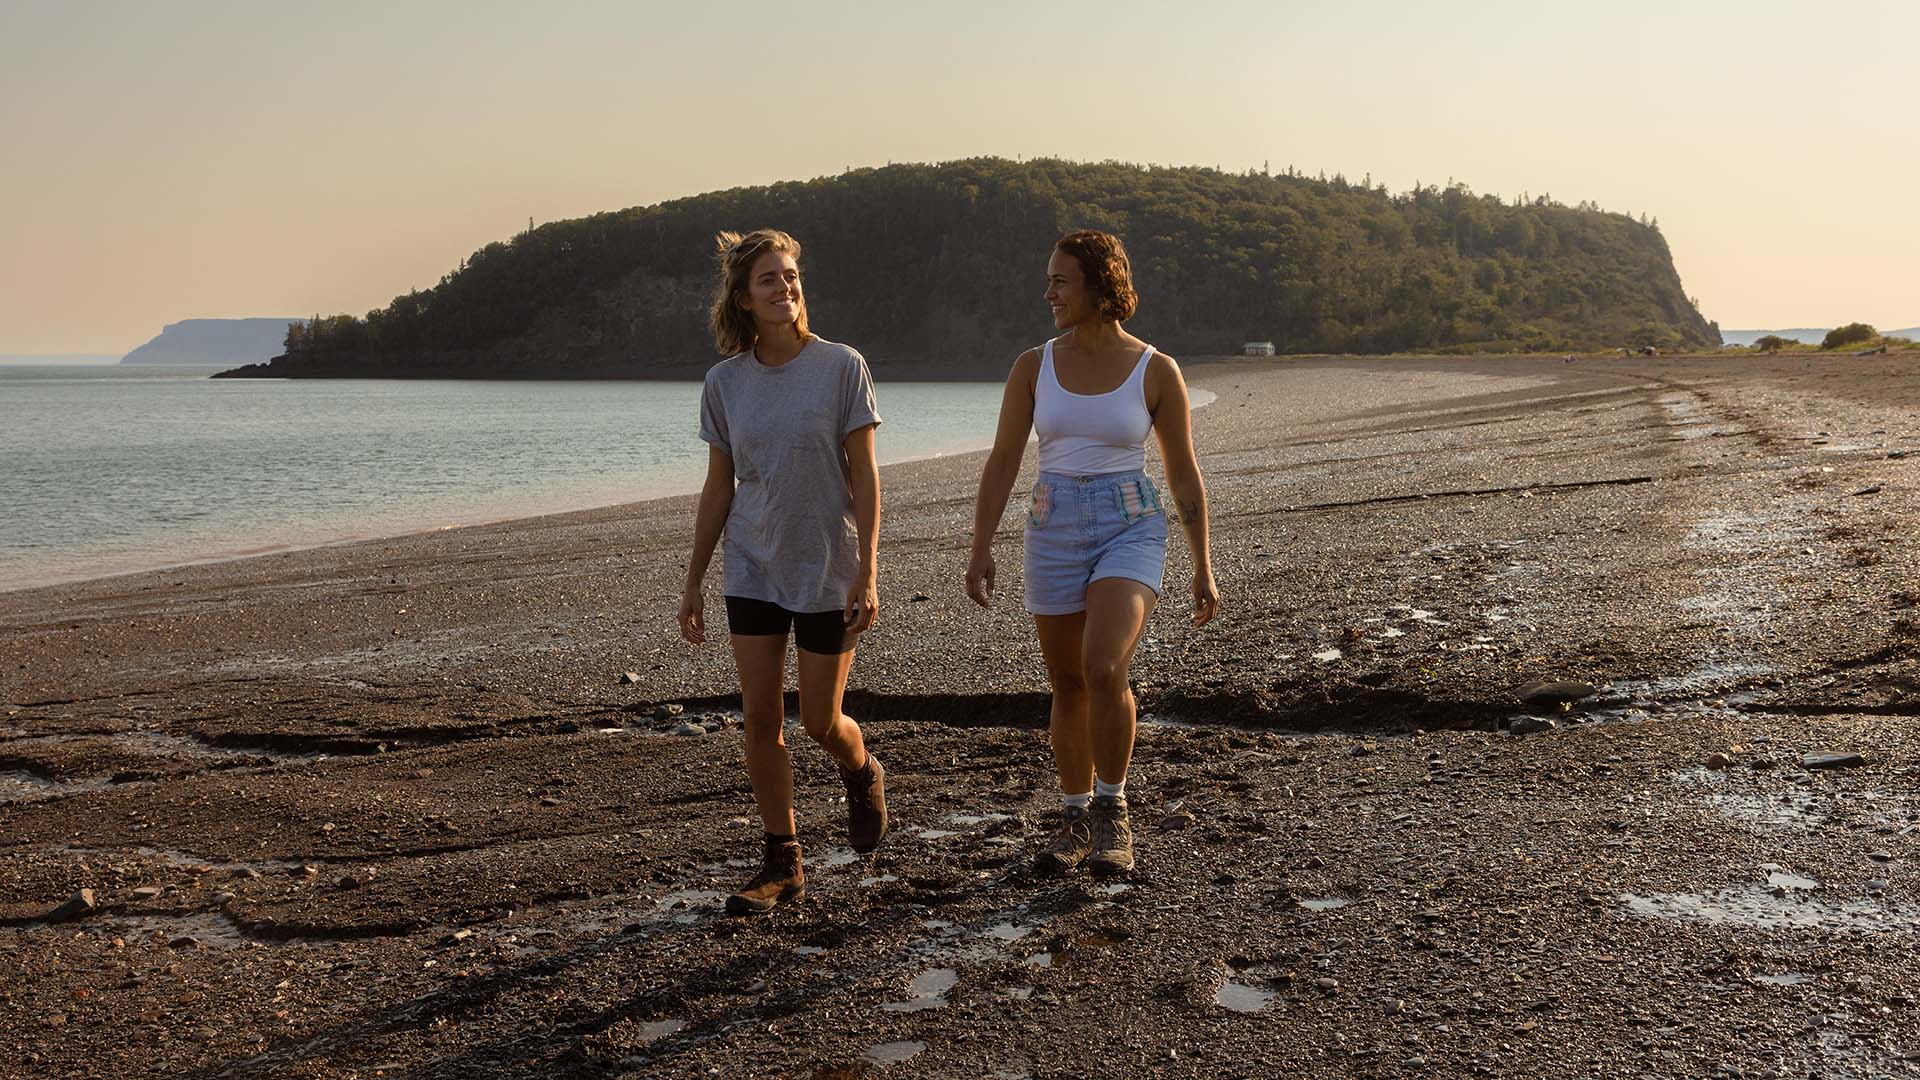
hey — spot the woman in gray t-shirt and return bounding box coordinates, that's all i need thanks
[678,228,888,916]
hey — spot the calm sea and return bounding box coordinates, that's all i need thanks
[0,365,1005,592]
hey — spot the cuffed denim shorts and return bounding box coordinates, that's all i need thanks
[1022,469,1169,616]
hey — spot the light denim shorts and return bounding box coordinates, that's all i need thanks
[1022,470,1170,616]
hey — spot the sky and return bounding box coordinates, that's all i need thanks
[3,0,1916,353]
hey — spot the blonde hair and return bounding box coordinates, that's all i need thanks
[709,228,810,355]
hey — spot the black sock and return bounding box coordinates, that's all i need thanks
[764,832,796,847]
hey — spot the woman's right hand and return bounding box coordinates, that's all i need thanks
[677,585,706,643]
[964,549,996,608]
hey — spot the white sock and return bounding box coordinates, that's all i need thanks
[1094,777,1126,800]
[1062,791,1092,811]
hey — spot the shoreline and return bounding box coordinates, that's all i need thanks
[0,375,1216,597]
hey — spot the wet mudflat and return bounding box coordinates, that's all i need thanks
[3,352,1918,1078]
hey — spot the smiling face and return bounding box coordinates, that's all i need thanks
[1045,248,1100,330]
[739,249,803,332]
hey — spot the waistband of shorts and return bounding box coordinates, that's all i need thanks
[1035,469,1150,487]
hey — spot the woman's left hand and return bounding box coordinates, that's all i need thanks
[1191,569,1220,627]
[844,575,879,634]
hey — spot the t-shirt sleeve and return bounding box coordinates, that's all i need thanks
[840,350,882,437]
[698,369,730,455]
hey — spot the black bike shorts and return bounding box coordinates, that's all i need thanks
[723,595,856,655]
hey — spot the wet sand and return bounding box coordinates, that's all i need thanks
[3,352,1918,1078]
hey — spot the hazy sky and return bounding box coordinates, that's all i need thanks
[4,0,1915,352]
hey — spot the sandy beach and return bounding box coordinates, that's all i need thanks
[3,352,1918,1078]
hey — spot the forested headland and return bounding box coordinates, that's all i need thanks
[217,159,1720,380]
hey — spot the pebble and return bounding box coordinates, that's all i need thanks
[46,889,96,922]
[1157,812,1196,832]
[617,672,641,685]
[1315,977,1338,992]
[1508,717,1556,736]
[1704,752,1732,770]
[131,886,163,900]
[1869,851,1893,862]
[671,722,708,737]
[656,703,686,719]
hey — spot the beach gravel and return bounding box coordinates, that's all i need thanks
[2,352,1918,1077]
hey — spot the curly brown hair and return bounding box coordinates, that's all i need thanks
[1055,229,1138,322]
[708,228,810,355]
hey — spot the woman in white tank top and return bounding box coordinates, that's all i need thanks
[965,230,1219,877]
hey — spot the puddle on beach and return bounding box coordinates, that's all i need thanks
[814,848,859,869]
[634,1019,685,1041]
[1765,870,1820,891]
[1752,973,1814,987]
[917,829,960,840]
[653,889,726,922]
[880,967,958,1012]
[1298,898,1351,911]
[1619,886,1914,932]
[1023,952,1053,968]
[110,912,260,950]
[864,1040,926,1065]
[1215,980,1276,1013]
[983,922,1032,941]
[0,770,108,804]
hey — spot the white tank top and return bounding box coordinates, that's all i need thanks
[1033,338,1154,475]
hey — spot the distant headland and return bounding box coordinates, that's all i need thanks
[125,318,305,365]
[216,159,1720,381]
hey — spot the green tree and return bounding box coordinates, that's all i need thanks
[1821,323,1877,349]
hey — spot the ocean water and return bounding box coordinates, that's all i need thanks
[0,365,1006,592]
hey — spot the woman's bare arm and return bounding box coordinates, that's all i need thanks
[1148,354,1218,626]
[679,446,735,643]
[965,350,1039,606]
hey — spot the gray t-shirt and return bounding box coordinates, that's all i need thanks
[698,338,882,612]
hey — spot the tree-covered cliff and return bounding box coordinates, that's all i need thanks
[219,158,1718,379]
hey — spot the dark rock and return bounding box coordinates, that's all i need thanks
[671,722,708,737]
[1508,717,1556,736]
[909,593,931,602]
[1802,752,1866,770]
[1704,753,1732,770]
[655,703,686,719]
[1158,812,1196,832]
[1868,851,1893,863]
[617,672,641,685]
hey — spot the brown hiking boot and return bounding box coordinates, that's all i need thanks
[1087,795,1135,876]
[1034,804,1094,875]
[726,836,805,916]
[842,754,888,854]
